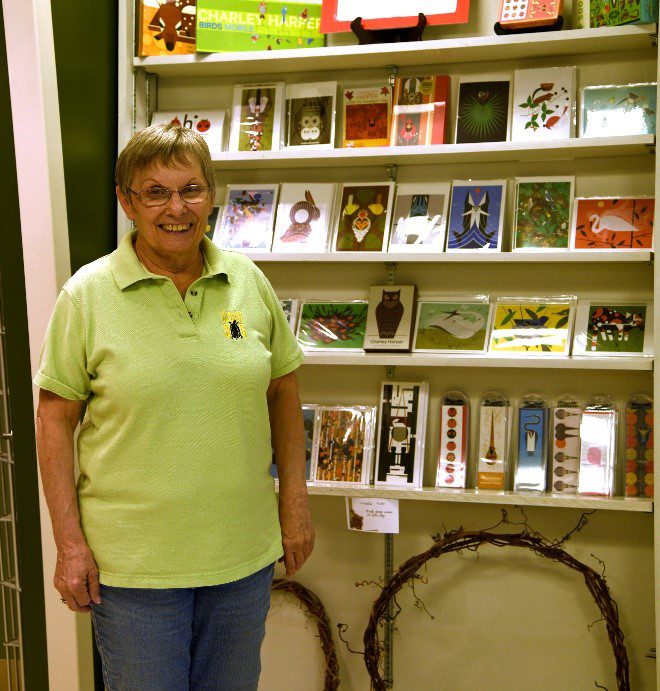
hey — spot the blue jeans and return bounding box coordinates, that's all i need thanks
[91,563,274,690]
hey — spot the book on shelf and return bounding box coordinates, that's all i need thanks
[137,0,197,57]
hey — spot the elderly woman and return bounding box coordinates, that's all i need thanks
[34,122,314,689]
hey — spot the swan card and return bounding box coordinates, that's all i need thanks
[571,196,654,250]
[580,83,657,138]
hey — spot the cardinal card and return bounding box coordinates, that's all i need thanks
[436,395,469,488]
[285,82,337,150]
[511,67,576,142]
[341,85,392,148]
[514,402,550,492]
[215,185,278,252]
[313,406,377,485]
[445,180,506,252]
[413,298,492,353]
[374,382,429,488]
[364,285,417,352]
[388,183,451,253]
[570,197,654,251]
[625,399,654,498]
[513,177,574,251]
[551,405,582,495]
[332,183,395,252]
[270,403,317,480]
[151,110,226,158]
[138,0,196,57]
[297,301,368,351]
[578,407,617,496]
[580,83,657,138]
[279,299,301,333]
[229,82,284,152]
[572,300,653,357]
[271,183,335,252]
[455,75,513,144]
[476,404,512,490]
[390,75,451,146]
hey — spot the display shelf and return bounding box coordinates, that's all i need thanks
[134,26,657,78]
[301,484,654,513]
[251,251,653,263]
[211,135,655,170]
[300,352,653,370]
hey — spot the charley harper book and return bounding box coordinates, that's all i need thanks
[342,85,391,147]
[138,0,196,57]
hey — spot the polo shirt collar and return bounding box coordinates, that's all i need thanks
[110,231,230,290]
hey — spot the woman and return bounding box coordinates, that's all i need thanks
[34,122,314,689]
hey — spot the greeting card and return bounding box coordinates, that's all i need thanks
[332,183,395,251]
[445,180,506,251]
[578,404,617,496]
[341,85,391,147]
[580,83,657,138]
[514,397,550,492]
[364,285,417,352]
[390,75,451,146]
[285,82,337,149]
[455,75,512,144]
[279,299,301,333]
[270,404,317,480]
[152,110,226,158]
[388,183,450,252]
[229,83,284,152]
[214,185,278,252]
[571,197,654,250]
[297,301,368,351]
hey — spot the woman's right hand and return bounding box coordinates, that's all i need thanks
[54,542,102,613]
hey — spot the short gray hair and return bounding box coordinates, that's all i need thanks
[115,122,216,199]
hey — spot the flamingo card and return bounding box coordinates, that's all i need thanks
[570,196,654,250]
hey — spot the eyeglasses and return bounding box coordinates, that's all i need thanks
[128,184,210,207]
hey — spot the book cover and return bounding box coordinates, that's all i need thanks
[151,110,226,158]
[589,0,658,26]
[390,75,450,146]
[342,85,391,148]
[138,0,196,57]
[364,285,417,352]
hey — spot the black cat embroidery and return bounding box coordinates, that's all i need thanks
[375,289,404,338]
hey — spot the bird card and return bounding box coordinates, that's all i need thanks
[214,185,279,252]
[578,406,617,496]
[332,183,395,252]
[374,382,429,488]
[476,397,512,490]
[390,75,451,146]
[151,110,226,158]
[580,83,657,138]
[551,401,582,495]
[388,183,451,253]
[285,81,337,150]
[514,398,550,492]
[229,82,284,152]
[455,75,513,144]
[570,196,654,251]
[271,183,335,252]
[625,396,653,498]
[512,177,574,251]
[436,391,470,489]
[413,296,492,354]
[511,67,576,142]
[341,85,392,148]
[572,300,653,357]
[488,297,575,355]
[445,180,506,252]
[297,301,368,351]
[364,285,417,352]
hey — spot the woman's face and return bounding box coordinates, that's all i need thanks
[117,160,214,261]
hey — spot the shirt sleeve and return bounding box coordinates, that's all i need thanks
[257,270,304,379]
[33,290,91,400]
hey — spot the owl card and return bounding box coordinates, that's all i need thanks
[229,82,284,152]
[312,406,377,486]
[413,297,492,353]
[580,83,657,138]
[285,82,337,150]
[374,382,429,488]
[572,300,653,357]
[390,75,451,146]
[332,183,395,252]
[279,299,301,333]
[511,67,576,142]
[488,297,575,355]
[341,85,391,147]
[513,177,574,251]
[364,285,417,352]
[270,404,317,481]
[272,183,335,253]
[570,197,654,250]
[214,185,279,252]
[455,75,513,144]
[297,301,368,351]
[445,180,506,252]
[151,110,226,158]
[388,183,451,253]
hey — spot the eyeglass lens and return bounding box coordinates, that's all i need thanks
[141,185,207,206]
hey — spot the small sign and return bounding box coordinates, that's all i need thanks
[346,497,399,533]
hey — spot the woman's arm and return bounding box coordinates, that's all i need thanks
[35,389,101,612]
[266,371,314,577]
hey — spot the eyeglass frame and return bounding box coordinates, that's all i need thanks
[127,183,211,207]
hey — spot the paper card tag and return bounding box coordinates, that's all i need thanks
[346,497,399,533]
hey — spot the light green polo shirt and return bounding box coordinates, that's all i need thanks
[34,231,304,588]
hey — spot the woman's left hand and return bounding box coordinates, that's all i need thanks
[278,491,315,578]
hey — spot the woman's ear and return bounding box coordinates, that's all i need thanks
[116,186,136,222]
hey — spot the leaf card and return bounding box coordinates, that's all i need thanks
[138,0,196,57]
[285,81,337,150]
[455,75,512,144]
[214,185,279,252]
[341,85,392,148]
[488,297,575,355]
[511,67,576,142]
[271,183,335,253]
[297,301,368,351]
[332,183,395,252]
[388,183,451,252]
[413,297,492,353]
[580,83,657,138]
[364,285,417,352]
[152,110,226,158]
[229,82,284,152]
[512,177,574,251]
[390,75,451,146]
[445,180,506,251]
[374,382,429,488]
[570,196,654,251]
[572,300,653,357]
[270,403,317,480]
[312,406,377,486]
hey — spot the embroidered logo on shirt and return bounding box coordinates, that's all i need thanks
[222,310,246,339]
